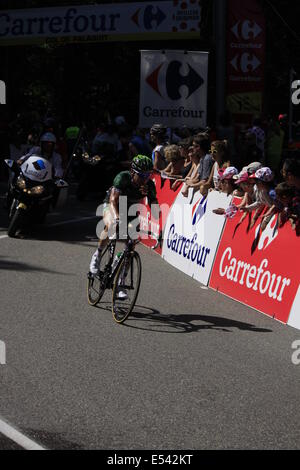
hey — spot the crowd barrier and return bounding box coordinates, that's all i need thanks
[140,175,300,331]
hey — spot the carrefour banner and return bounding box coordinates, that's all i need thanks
[0,1,202,46]
[209,203,300,324]
[139,50,208,128]
[226,0,266,120]
[162,189,232,286]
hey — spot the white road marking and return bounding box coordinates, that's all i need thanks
[0,417,46,450]
[0,234,8,239]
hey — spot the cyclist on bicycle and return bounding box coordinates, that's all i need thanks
[89,155,157,296]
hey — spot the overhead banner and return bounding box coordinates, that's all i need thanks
[0,1,202,46]
[226,0,266,121]
[139,50,208,128]
[162,189,232,286]
[209,205,300,324]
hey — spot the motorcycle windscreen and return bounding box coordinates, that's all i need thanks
[21,156,53,182]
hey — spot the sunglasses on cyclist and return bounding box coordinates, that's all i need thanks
[133,169,152,180]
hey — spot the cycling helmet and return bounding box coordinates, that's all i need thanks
[150,123,167,137]
[40,132,56,143]
[131,155,153,174]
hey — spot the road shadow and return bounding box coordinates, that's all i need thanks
[0,256,74,276]
[124,305,273,334]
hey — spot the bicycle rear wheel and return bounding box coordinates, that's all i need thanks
[87,245,111,306]
[112,251,142,324]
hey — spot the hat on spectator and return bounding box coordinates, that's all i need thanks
[220,166,239,180]
[250,167,274,182]
[235,172,251,185]
[242,162,262,175]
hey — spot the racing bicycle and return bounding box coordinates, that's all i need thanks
[87,227,142,324]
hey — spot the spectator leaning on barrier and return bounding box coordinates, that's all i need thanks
[186,134,214,192]
[161,145,185,179]
[281,158,300,191]
[274,182,300,234]
[171,143,201,196]
[200,140,230,195]
[240,167,275,230]
[213,167,239,218]
[234,171,256,210]
[178,137,193,178]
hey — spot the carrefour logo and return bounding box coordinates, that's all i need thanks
[191,195,207,226]
[146,60,204,101]
[131,5,166,30]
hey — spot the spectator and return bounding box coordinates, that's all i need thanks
[281,158,300,190]
[234,171,256,209]
[180,134,213,193]
[150,124,168,171]
[171,144,202,197]
[178,137,193,178]
[161,145,185,179]
[240,167,275,229]
[200,140,230,195]
[274,182,300,234]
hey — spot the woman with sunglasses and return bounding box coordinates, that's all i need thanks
[89,155,157,286]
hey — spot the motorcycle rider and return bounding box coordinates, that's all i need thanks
[18,132,64,179]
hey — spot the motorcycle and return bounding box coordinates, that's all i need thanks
[5,155,69,237]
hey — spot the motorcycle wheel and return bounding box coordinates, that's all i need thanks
[7,208,26,238]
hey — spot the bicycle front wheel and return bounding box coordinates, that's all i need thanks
[112,251,142,324]
[87,245,111,306]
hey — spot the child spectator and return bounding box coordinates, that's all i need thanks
[161,145,185,179]
[213,167,239,218]
[241,167,275,229]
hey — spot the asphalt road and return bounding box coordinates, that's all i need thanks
[0,184,300,450]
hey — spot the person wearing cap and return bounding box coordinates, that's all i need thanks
[18,132,63,179]
[213,167,239,218]
[218,166,239,195]
[234,171,256,210]
[240,167,275,229]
